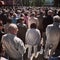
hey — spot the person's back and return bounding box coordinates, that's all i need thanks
[44,15,60,59]
[17,18,27,44]
[25,23,41,59]
[1,23,26,60]
[26,28,41,45]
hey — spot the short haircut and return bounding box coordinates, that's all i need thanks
[30,23,37,29]
[8,23,18,32]
[53,15,60,22]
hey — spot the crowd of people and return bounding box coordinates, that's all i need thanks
[0,6,60,60]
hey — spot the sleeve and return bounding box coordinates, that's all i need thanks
[38,30,41,45]
[18,39,26,55]
[25,29,29,44]
[1,35,4,45]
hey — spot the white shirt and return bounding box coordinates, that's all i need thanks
[28,17,39,28]
[45,22,60,56]
[25,28,41,46]
[0,57,8,60]
[1,33,26,59]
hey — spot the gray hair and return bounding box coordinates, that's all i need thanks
[53,15,60,22]
[8,23,18,32]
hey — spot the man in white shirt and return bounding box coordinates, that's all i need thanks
[1,23,26,60]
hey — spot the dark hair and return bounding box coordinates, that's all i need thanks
[24,13,28,16]
[58,10,60,16]
[17,17,24,23]
[53,15,60,22]
[7,18,12,23]
[30,13,35,17]
[30,23,37,29]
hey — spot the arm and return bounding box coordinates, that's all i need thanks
[18,39,26,55]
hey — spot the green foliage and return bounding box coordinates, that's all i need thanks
[29,0,45,6]
[15,0,45,6]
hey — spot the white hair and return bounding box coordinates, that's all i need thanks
[8,23,18,32]
[53,15,60,22]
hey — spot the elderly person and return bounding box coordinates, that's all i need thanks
[25,23,41,59]
[1,23,26,60]
[44,15,60,60]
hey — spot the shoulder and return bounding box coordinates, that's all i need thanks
[46,24,53,29]
[14,36,24,44]
[47,24,53,27]
[1,34,8,42]
[23,24,27,27]
[26,29,31,34]
[36,29,40,32]
[46,24,53,31]
[2,34,7,38]
[26,29,31,31]
[34,17,38,19]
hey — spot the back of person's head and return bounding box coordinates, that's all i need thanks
[24,13,28,16]
[30,13,35,17]
[53,15,60,23]
[17,17,24,23]
[30,23,37,29]
[48,10,53,15]
[8,23,18,34]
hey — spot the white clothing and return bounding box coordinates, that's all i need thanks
[25,28,41,58]
[28,17,39,28]
[45,22,60,57]
[1,33,26,59]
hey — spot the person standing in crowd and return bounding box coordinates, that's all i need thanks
[28,13,39,28]
[4,18,12,33]
[17,18,27,44]
[44,15,60,60]
[0,9,7,24]
[43,10,53,32]
[1,23,26,60]
[42,10,53,50]
[0,20,7,60]
[25,23,41,60]
[24,12,29,26]
[12,13,18,24]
